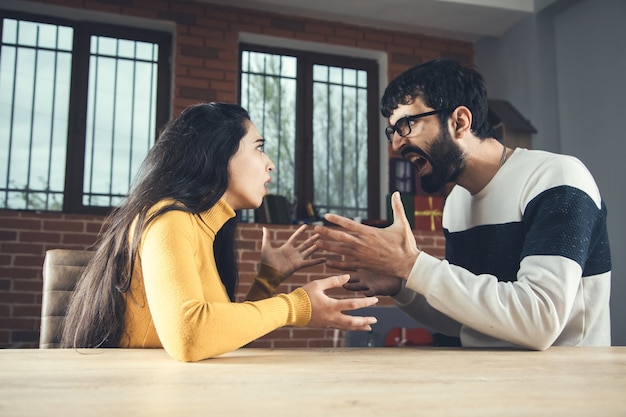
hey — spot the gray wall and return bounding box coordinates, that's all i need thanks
[476,0,626,345]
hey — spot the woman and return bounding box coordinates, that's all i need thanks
[61,103,377,362]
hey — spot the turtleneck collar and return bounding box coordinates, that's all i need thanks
[197,198,237,235]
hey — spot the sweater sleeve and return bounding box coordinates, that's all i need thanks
[406,252,582,350]
[137,210,311,362]
[393,281,462,337]
[245,263,285,301]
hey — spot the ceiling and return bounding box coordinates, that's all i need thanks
[199,0,561,42]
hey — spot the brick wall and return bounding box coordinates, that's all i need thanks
[0,209,445,348]
[0,0,469,348]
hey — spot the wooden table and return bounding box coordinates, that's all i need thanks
[1,347,625,416]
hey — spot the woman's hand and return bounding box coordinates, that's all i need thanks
[303,274,378,331]
[260,224,326,279]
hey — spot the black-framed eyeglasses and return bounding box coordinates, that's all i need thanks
[385,109,443,143]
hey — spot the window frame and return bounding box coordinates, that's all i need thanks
[239,43,380,220]
[0,10,172,215]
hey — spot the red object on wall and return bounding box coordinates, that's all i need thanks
[414,196,444,231]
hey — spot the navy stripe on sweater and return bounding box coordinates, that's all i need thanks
[444,185,611,282]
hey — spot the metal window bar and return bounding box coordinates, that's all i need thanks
[107,38,120,207]
[45,25,61,210]
[147,44,156,167]
[276,57,283,193]
[2,22,19,208]
[325,66,331,213]
[24,24,40,208]
[86,38,99,207]
[340,70,346,214]
[353,71,360,209]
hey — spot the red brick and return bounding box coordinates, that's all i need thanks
[13,305,42,317]
[19,231,61,244]
[0,230,18,241]
[13,254,46,268]
[61,233,98,245]
[44,220,84,232]
[1,243,44,255]
[0,267,40,279]
[12,279,43,292]
[295,32,326,44]
[196,17,229,30]
[0,291,36,304]
[0,218,42,230]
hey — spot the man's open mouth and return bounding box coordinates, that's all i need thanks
[403,152,428,174]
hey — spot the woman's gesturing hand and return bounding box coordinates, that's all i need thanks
[303,274,378,331]
[260,224,326,279]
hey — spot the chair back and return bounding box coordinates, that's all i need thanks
[40,249,94,348]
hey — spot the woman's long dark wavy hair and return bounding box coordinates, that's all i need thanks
[60,102,250,348]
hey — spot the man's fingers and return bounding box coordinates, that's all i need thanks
[315,239,355,257]
[325,259,359,272]
[390,191,411,229]
[314,221,361,243]
[321,213,364,231]
[343,282,369,292]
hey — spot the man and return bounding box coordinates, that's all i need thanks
[314,59,611,349]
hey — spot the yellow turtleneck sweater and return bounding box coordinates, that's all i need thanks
[121,198,312,362]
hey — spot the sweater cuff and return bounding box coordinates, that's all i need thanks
[405,251,441,295]
[277,287,311,327]
[258,263,286,287]
[245,263,286,301]
[392,280,417,307]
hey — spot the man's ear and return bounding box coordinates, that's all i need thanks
[451,106,472,137]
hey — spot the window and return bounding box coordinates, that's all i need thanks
[239,44,379,221]
[0,11,171,214]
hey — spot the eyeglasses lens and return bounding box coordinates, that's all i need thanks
[385,117,410,143]
[396,118,410,136]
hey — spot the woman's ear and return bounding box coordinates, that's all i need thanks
[451,106,472,137]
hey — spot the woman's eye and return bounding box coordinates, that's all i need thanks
[257,143,265,152]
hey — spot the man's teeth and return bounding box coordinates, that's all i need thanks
[407,154,427,172]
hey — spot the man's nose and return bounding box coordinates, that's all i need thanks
[391,133,408,152]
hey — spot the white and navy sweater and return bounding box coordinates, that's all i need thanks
[394,148,611,349]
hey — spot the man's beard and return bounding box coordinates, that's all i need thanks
[403,126,465,194]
